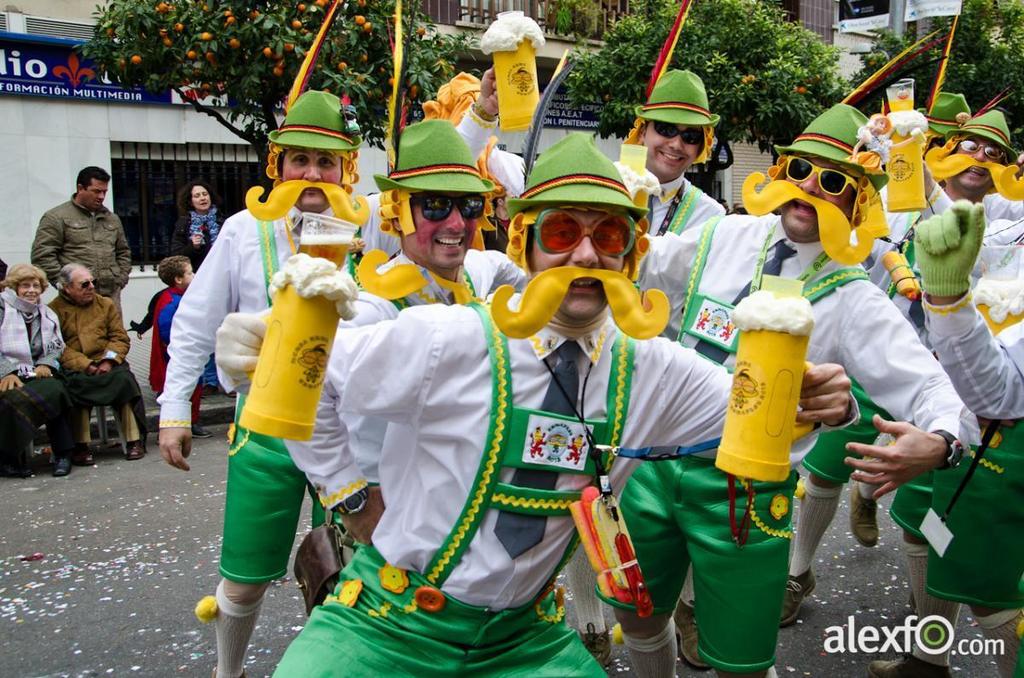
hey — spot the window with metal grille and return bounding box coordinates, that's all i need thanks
[111,141,263,265]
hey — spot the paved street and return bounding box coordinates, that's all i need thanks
[1,425,1001,676]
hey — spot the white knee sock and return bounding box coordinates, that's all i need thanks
[975,608,1022,678]
[566,548,607,633]
[789,478,842,577]
[904,540,959,667]
[622,620,678,678]
[215,581,264,678]
[679,566,694,607]
[857,479,879,500]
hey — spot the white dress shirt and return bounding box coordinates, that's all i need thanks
[640,214,973,463]
[926,295,1024,419]
[289,304,732,609]
[457,111,527,197]
[646,174,725,236]
[288,248,527,492]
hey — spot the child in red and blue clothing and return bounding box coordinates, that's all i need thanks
[150,256,210,437]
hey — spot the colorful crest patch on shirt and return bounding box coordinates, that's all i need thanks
[522,415,592,472]
[770,493,789,520]
[687,296,739,351]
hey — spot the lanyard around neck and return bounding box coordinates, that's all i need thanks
[749,225,830,295]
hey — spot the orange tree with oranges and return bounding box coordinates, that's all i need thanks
[568,0,845,163]
[84,0,472,152]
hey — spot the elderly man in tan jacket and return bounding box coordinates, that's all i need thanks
[49,263,146,463]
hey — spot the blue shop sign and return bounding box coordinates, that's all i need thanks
[0,32,172,104]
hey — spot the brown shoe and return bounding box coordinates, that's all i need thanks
[578,622,611,667]
[673,600,710,670]
[125,440,145,461]
[71,444,94,466]
[867,655,952,677]
[780,568,815,627]
[850,481,879,547]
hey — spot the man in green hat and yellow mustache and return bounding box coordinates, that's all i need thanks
[210,132,855,676]
[156,88,370,678]
[609,103,974,678]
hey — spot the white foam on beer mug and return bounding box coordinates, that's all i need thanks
[479,12,545,53]
[732,290,815,336]
[974,277,1024,324]
[613,161,660,200]
[270,254,359,320]
[299,233,354,246]
[888,110,928,137]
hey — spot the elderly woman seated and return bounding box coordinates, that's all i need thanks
[0,264,76,477]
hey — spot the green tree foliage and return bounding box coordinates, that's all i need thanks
[567,0,847,153]
[84,0,472,152]
[850,0,1024,144]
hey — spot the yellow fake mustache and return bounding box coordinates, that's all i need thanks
[924,147,1024,200]
[742,173,874,265]
[491,266,669,340]
[246,180,371,225]
[356,249,430,300]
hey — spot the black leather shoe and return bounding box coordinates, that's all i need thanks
[53,456,72,477]
[191,425,213,439]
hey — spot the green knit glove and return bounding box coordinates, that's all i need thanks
[913,200,986,297]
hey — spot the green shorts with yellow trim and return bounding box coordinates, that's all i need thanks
[220,415,324,584]
[801,382,890,484]
[927,437,1024,608]
[275,545,603,677]
[602,455,796,674]
[889,473,933,541]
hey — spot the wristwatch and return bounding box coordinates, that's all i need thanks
[932,430,964,469]
[335,487,369,515]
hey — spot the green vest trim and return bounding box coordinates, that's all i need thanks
[667,183,704,235]
[424,303,634,586]
[256,220,282,307]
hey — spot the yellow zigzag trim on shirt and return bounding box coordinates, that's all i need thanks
[923,293,973,315]
[228,429,251,457]
[684,223,716,308]
[159,419,191,428]
[803,269,863,298]
[609,336,629,450]
[491,493,574,512]
[319,479,369,508]
[968,449,1004,474]
[426,314,509,584]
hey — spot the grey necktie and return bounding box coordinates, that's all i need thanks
[694,239,797,363]
[494,341,581,559]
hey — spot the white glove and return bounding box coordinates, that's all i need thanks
[215,311,268,381]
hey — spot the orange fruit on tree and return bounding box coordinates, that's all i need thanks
[225,16,236,25]
[223,9,232,16]
[354,15,366,25]
[362,22,372,32]
[409,84,419,99]
[187,49,198,59]
[229,38,241,49]
[298,3,307,11]
[416,26,426,37]
[263,46,274,58]
[358,0,366,6]
[205,51,216,63]
[284,43,295,52]
[794,85,807,94]
[249,10,260,19]
[291,19,302,28]
[200,32,213,41]
[159,28,168,36]
[174,22,185,32]
[162,37,173,47]
[273,65,285,77]
[359,53,368,63]
[316,0,327,6]
[106,27,115,37]
[130,54,143,64]
[337,61,347,71]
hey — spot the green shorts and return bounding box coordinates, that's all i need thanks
[802,381,891,484]
[927,428,1024,608]
[889,473,933,541]
[275,545,603,677]
[219,407,324,584]
[603,456,796,674]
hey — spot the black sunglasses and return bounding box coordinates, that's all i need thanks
[411,194,486,221]
[652,121,704,146]
[78,279,96,289]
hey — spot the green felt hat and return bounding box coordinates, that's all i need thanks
[774,103,888,192]
[924,92,971,138]
[634,70,719,127]
[506,133,647,220]
[267,90,361,152]
[373,120,494,193]
[947,109,1017,159]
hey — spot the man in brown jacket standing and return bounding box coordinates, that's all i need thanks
[50,263,145,463]
[32,167,132,312]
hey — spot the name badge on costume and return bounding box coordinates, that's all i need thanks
[522,415,592,472]
[920,508,954,557]
[685,295,739,352]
